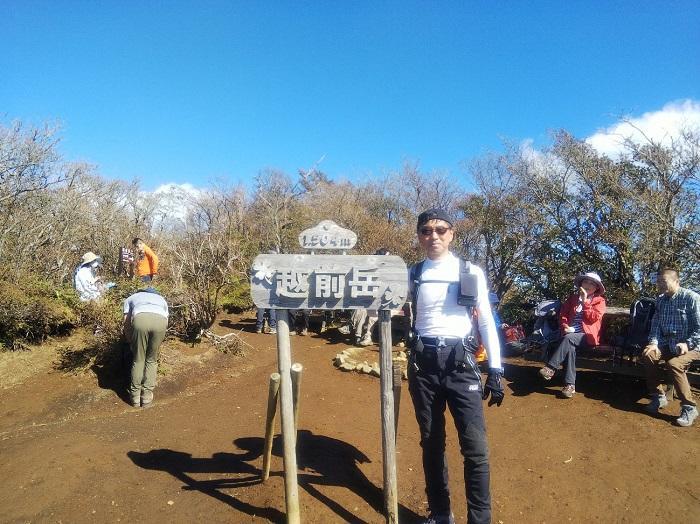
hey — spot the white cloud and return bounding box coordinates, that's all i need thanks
[518,138,565,182]
[153,182,204,200]
[151,182,205,226]
[519,138,546,164]
[586,99,700,158]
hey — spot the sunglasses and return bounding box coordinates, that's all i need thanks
[419,226,451,236]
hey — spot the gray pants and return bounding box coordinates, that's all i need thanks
[352,308,377,339]
[546,332,589,386]
[129,313,168,402]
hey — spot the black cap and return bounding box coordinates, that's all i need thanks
[417,208,454,229]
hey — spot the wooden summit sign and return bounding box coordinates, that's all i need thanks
[251,254,407,310]
[250,221,407,524]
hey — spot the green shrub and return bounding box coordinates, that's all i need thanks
[221,277,253,313]
[499,301,537,333]
[56,295,127,373]
[0,279,78,350]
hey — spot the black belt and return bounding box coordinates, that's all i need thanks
[412,335,477,372]
[419,336,463,347]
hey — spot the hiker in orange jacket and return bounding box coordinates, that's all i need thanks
[132,238,159,282]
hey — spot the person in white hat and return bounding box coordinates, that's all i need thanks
[539,272,607,398]
[74,252,106,302]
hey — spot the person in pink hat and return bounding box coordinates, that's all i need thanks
[539,272,607,398]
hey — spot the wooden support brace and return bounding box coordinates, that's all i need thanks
[291,363,303,431]
[262,372,281,482]
[392,363,402,442]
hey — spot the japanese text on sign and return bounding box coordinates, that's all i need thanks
[251,254,407,310]
[274,267,382,300]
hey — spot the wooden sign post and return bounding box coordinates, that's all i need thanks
[379,309,398,522]
[251,221,407,524]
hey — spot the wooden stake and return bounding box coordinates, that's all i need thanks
[262,372,280,482]
[276,310,300,524]
[291,363,303,431]
[378,309,398,524]
[392,363,402,442]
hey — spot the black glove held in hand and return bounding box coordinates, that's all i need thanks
[482,369,504,406]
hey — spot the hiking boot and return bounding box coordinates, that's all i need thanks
[141,390,154,408]
[644,394,669,414]
[676,404,698,427]
[561,384,576,398]
[539,366,555,381]
[421,513,455,524]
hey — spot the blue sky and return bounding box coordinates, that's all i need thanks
[2,1,699,190]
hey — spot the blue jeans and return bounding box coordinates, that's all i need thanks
[256,309,277,331]
[408,340,491,524]
[547,332,589,385]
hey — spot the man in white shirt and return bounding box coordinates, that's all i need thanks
[408,208,503,524]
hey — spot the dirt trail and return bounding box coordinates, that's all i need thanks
[1,313,698,523]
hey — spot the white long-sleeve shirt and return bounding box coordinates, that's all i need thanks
[74,265,102,301]
[410,252,502,369]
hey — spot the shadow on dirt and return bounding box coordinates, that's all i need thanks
[52,335,134,405]
[128,429,422,523]
[92,358,133,406]
[219,317,255,332]
[504,359,660,416]
[128,446,282,521]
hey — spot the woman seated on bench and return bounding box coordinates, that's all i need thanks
[539,272,607,398]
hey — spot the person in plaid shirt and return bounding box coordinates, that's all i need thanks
[642,268,700,427]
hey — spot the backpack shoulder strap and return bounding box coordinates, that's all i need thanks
[461,257,471,273]
[410,260,426,331]
[458,256,478,313]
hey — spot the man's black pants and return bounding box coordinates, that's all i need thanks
[408,339,491,524]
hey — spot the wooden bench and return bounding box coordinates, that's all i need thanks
[523,336,700,401]
[554,344,700,399]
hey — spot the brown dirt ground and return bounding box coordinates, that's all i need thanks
[1,312,698,524]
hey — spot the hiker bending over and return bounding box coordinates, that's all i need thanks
[123,288,169,408]
[539,272,606,398]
